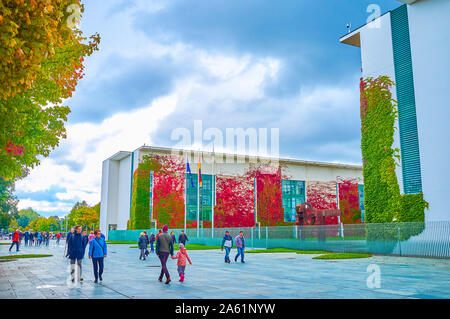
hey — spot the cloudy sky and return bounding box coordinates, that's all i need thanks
[14,0,401,217]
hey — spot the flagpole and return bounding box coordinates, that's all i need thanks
[211,143,215,238]
[184,156,187,232]
[197,153,200,238]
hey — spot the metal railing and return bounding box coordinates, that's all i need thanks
[108,221,450,259]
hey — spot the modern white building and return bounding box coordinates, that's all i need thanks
[99,145,363,235]
[340,0,450,221]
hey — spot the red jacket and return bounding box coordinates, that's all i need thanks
[12,232,19,242]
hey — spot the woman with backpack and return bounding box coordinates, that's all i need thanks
[88,229,107,284]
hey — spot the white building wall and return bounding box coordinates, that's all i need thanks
[101,147,363,230]
[359,12,404,192]
[408,0,450,221]
[105,160,119,233]
[117,156,132,229]
[99,160,110,236]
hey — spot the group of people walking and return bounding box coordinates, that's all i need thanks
[6,225,248,287]
[65,226,107,284]
[221,230,246,263]
[7,229,64,252]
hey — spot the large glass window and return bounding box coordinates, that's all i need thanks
[281,180,306,222]
[185,173,214,222]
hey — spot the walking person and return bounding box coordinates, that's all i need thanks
[29,231,34,246]
[65,228,74,257]
[149,232,156,253]
[24,230,30,247]
[234,231,246,263]
[156,225,174,284]
[138,232,148,261]
[171,243,192,282]
[221,231,233,263]
[45,232,50,246]
[155,229,162,241]
[8,229,20,252]
[88,231,95,242]
[143,231,150,257]
[67,225,88,283]
[178,230,189,246]
[37,232,42,246]
[56,232,61,245]
[88,229,107,284]
[34,231,38,246]
[170,231,177,245]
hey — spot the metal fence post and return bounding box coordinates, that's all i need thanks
[251,227,254,248]
[398,226,402,256]
[265,227,268,249]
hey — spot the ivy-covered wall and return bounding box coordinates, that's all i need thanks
[306,181,339,225]
[360,76,427,240]
[214,175,254,227]
[129,156,368,229]
[338,178,362,224]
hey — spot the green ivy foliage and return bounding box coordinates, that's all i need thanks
[128,156,161,230]
[360,76,427,243]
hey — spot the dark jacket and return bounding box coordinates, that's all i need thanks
[171,234,177,244]
[89,237,107,258]
[156,232,174,256]
[144,234,149,245]
[149,234,156,243]
[138,235,148,249]
[67,232,87,260]
[221,234,233,249]
[178,233,189,244]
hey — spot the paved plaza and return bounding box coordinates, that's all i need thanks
[0,240,449,299]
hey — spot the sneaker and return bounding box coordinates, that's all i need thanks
[158,277,162,282]
[165,278,171,284]
[80,278,84,282]
[234,257,237,262]
[99,275,103,281]
[241,261,245,263]
[94,279,98,284]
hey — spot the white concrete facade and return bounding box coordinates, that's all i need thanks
[407,0,450,221]
[100,146,363,235]
[340,0,450,220]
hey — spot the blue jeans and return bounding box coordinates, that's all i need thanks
[235,247,244,262]
[224,246,231,261]
[92,257,104,281]
[9,242,19,252]
[150,242,154,252]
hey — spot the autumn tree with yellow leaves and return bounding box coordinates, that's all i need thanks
[0,0,100,180]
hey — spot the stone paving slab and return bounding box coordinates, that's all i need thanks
[0,240,449,299]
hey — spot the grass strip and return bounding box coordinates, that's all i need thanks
[313,253,372,260]
[106,241,136,244]
[0,254,53,260]
[129,244,222,250]
[246,248,330,254]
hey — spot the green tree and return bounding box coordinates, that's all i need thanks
[0,212,11,231]
[0,177,18,213]
[0,0,100,180]
[67,201,99,229]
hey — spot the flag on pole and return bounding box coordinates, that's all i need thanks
[198,155,202,187]
[186,157,194,188]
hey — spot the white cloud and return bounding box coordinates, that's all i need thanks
[16,94,178,215]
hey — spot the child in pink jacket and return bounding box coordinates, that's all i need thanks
[171,243,192,282]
